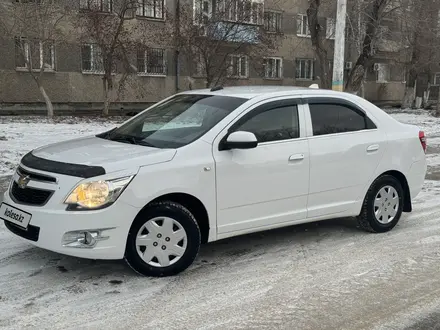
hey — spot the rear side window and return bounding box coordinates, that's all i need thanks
[309,103,376,136]
[235,105,299,143]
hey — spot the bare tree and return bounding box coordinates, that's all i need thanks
[345,0,400,93]
[0,0,69,117]
[307,0,335,89]
[173,0,282,88]
[76,0,136,116]
[76,0,164,116]
[400,0,440,108]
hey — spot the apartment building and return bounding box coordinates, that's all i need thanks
[0,0,410,114]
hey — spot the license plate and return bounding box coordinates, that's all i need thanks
[0,203,32,229]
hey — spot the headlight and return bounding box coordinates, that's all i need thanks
[64,176,134,210]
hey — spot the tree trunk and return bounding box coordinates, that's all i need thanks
[345,64,365,94]
[103,83,110,117]
[102,77,112,116]
[345,0,382,93]
[423,82,431,109]
[402,87,415,109]
[205,74,212,88]
[307,1,331,89]
[37,82,54,118]
[402,65,418,108]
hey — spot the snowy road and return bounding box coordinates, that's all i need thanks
[1,111,440,329]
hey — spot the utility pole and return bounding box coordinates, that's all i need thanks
[175,0,180,93]
[332,0,347,92]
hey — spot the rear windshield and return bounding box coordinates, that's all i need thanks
[99,94,247,148]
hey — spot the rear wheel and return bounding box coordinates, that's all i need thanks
[357,175,404,233]
[125,201,201,277]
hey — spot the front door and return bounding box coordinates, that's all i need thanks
[213,99,310,235]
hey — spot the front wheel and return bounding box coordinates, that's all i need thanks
[125,201,201,277]
[357,175,404,233]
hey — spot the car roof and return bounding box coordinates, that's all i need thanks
[181,85,395,125]
[181,85,358,101]
[182,86,309,99]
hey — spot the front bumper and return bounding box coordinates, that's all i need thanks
[2,190,141,260]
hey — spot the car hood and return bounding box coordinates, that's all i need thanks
[31,136,177,174]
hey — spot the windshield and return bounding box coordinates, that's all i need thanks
[98,94,247,148]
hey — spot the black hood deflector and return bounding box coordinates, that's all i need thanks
[21,152,106,179]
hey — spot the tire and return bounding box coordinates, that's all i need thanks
[125,201,201,277]
[357,175,404,233]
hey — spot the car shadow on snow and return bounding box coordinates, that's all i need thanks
[191,217,365,270]
[5,217,365,279]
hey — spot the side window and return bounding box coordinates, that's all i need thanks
[309,103,376,136]
[234,105,299,143]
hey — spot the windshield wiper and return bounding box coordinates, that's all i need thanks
[136,140,157,148]
[109,133,137,144]
[109,133,157,148]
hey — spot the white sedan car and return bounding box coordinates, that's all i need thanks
[1,86,427,277]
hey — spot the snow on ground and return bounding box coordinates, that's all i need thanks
[1,110,440,329]
[0,116,124,177]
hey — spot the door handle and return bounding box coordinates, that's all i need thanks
[289,154,305,161]
[367,144,380,152]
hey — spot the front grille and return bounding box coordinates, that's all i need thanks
[4,221,40,242]
[10,181,54,206]
[17,167,57,183]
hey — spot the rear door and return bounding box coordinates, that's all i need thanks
[304,98,387,218]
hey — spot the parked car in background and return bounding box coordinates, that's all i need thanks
[1,86,427,277]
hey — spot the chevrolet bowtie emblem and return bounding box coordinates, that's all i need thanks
[17,174,30,189]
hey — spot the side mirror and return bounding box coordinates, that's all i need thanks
[222,131,258,150]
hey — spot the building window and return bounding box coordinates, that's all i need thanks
[375,63,390,82]
[264,11,282,33]
[193,0,213,31]
[433,73,440,85]
[326,18,335,39]
[264,57,283,79]
[297,14,310,37]
[228,55,248,78]
[81,44,104,73]
[223,0,263,25]
[194,0,263,26]
[136,0,164,19]
[137,48,166,75]
[378,25,390,39]
[437,10,440,37]
[15,37,55,71]
[296,59,314,80]
[80,0,112,12]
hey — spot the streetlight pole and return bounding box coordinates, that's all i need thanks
[332,0,347,92]
[175,0,181,93]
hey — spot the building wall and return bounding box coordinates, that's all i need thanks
[0,0,405,113]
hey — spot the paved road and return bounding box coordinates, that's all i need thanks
[2,175,440,329]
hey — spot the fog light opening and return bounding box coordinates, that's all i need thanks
[62,229,112,249]
[83,231,96,246]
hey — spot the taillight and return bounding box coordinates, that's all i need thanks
[419,131,427,153]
